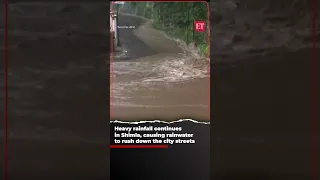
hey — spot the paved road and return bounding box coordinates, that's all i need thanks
[0,3,110,178]
[0,2,318,180]
[115,14,157,60]
[112,14,210,121]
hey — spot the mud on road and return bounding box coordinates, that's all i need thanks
[111,13,210,121]
[0,3,110,178]
[209,1,319,178]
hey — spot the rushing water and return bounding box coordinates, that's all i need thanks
[2,3,110,142]
[111,14,210,121]
[1,3,210,143]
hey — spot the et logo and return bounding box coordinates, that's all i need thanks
[194,21,206,32]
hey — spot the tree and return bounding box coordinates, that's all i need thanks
[126,2,209,56]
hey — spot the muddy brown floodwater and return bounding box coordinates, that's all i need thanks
[0,3,110,178]
[111,14,210,121]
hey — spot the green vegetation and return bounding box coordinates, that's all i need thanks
[120,2,209,57]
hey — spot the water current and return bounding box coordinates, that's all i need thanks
[111,14,210,121]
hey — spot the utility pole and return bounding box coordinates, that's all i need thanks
[114,2,125,48]
[110,10,118,49]
[116,5,121,46]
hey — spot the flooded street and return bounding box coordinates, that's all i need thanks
[111,14,210,121]
[6,3,110,142]
[1,3,110,178]
[0,1,317,179]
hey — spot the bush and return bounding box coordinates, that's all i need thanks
[124,2,209,56]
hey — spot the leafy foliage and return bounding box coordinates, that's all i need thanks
[122,2,209,56]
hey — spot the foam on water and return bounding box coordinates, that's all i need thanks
[112,46,209,99]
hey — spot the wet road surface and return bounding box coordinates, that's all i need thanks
[111,13,210,121]
[1,3,110,178]
[211,47,319,179]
